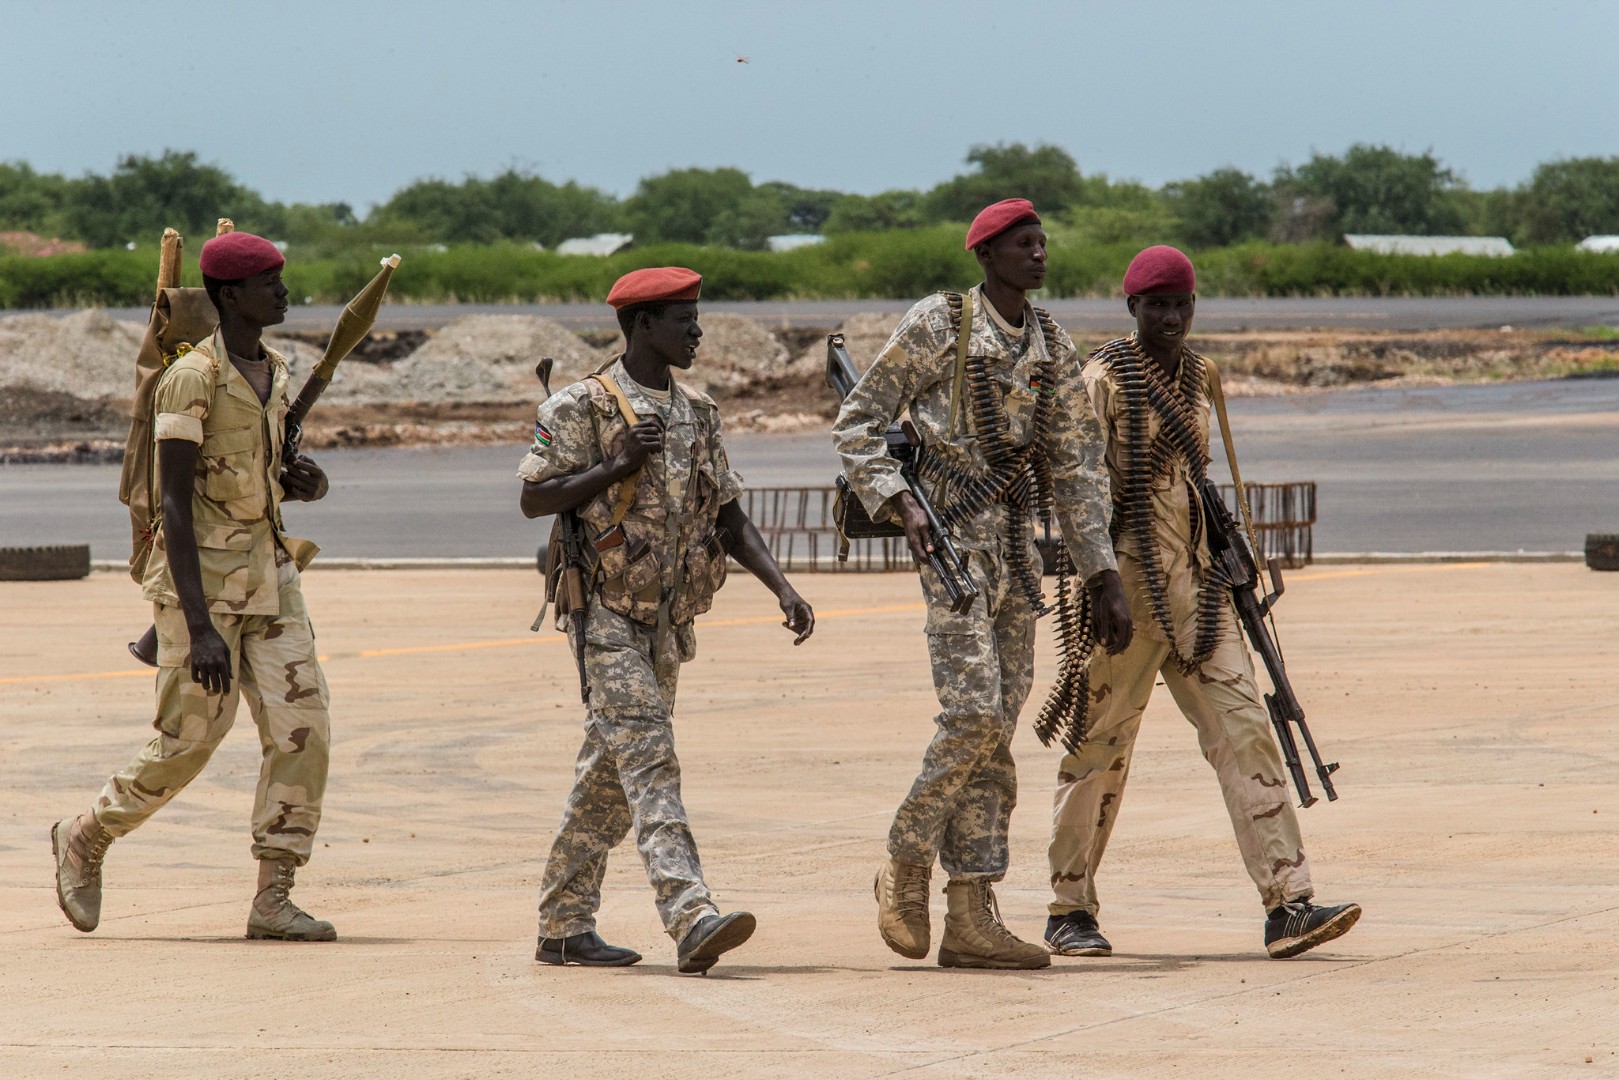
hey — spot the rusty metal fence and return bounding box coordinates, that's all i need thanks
[738,482,1316,573]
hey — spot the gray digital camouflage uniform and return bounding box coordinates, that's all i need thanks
[1046,341,1311,915]
[95,332,330,865]
[833,286,1115,882]
[518,358,743,943]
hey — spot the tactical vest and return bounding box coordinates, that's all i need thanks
[576,374,730,628]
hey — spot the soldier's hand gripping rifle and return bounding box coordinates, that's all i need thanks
[531,358,591,705]
[825,334,978,615]
[128,254,402,668]
[1198,478,1339,808]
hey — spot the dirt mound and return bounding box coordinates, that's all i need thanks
[0,310,145,399]
[795,311,901,375]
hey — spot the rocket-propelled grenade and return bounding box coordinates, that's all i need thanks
[284,254,401,461]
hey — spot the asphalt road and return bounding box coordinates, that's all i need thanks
[3,378,1614,559]
[23,294,1619,335]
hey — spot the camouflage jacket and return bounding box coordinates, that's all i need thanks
[517,358,743,630]
[831,285,1116,584]
[141,331,317,615]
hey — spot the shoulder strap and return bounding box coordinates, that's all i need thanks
[1203,357,1265,560]
[586,373,641,526]
[949,289,973,434]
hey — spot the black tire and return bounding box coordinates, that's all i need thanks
[1586,533,1619,572]
[0,544,91,581]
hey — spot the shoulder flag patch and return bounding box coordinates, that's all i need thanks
[534,422,553,447]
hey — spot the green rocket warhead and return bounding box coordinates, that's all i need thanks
[285,253,402,455]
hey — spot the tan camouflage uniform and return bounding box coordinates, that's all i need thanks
[520,358,741,943]
[833,286,1115,882]
[1047,340,1311,915]
[95,331,330,865]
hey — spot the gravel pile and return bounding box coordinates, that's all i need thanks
[0,311,146,398]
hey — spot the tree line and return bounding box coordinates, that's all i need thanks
[2,143,1617,256]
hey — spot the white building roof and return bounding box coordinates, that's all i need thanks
[555,233,634,257]
[1576,236,1619,254]
[766,233,827,253]
[1343,234,1515,257]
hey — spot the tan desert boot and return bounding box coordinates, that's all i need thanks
[246,859,337,942]
[874,858,931,959]
[938,880,1051,970]
[51,814,113,933]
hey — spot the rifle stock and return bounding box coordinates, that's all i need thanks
[1198,478,1338,807]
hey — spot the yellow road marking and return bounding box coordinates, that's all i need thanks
[5,602,930,681]
[3,564,1498,686]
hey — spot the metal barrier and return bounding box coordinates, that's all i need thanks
[739,482,1317,572]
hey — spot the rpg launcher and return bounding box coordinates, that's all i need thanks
[531,358,591,705]
[825,334,978,615]
[1198,477,1339,807]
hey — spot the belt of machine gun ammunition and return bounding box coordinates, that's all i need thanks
[1034,335,1228,754]
[914,303,1063,617]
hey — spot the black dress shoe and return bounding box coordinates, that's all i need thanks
[676,911,756,975]
[536,930,642,967]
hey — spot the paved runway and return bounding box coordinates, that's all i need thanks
[2,378,1614,559]
[19,295,1619,335]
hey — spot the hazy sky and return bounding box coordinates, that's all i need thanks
[5,0,1616,211]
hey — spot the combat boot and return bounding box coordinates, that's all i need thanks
[874,858,932,959]
[246,859,337,942]
[938,881,1050,970]
[51,814,113,933]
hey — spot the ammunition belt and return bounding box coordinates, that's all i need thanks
[914,303,1064,616]
[1032,335,1227,754]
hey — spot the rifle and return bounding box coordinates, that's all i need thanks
[825,333,978,615]
[127,254,401,669]
[1198,477,1339,808]
[532,358,591,705]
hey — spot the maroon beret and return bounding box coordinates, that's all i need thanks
[606,266,703,310]
[965,198,1041,250]
[197,231,284,280]
[1123,245,1196,295]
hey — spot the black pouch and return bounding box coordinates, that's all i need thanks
[833,474,906,541]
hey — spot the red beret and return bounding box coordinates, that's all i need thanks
[965,198,1040,250]
[606,266,702,310]
[197,231,284,280]
[1123,245,1196,295]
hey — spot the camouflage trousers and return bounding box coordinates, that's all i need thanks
[1047,557,1311,914]
[889,543,1036,883]
[536,604,717,943]
[94,560,330,865]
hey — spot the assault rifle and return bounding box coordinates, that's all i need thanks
[532,357,591,704]
[825,334,978,615]
[1197,477,1339,808]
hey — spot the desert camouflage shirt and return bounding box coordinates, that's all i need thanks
[831,285,1117,584]
[141,331,316,615]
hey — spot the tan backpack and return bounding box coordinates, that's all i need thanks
[117,221,232,581]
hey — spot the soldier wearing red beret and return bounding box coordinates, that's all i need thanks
[834,201,1130,969]
[53,231,340,942]
[1042,245,1361,961]
[518,266,815,974]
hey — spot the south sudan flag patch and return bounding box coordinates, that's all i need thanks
[1030,374,1055,397]
[534,422,553,448]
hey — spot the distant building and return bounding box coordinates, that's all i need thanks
[556,233,634,257]
[1343,234,1515,257]
[1576,236,1619,254]
[766,233,827,253]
